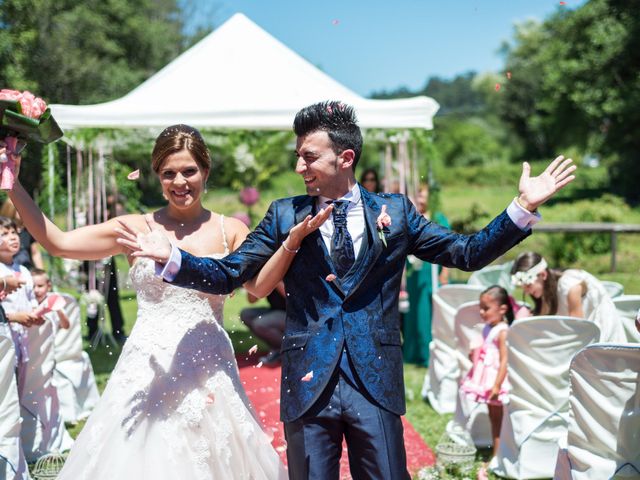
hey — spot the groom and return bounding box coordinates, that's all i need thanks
[126,101,575,479]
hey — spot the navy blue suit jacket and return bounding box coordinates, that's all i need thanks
[171,186,529,422]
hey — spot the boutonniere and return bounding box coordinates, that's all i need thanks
[376,205,392,247]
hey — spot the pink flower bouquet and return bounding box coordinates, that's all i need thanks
[0,89,64,190]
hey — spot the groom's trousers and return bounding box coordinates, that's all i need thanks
[284,366,410,480]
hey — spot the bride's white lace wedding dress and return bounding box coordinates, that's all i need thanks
[58,219,286,480]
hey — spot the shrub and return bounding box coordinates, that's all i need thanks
[547,194,630,265]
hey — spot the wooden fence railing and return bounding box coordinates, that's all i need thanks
[535,222,640,272]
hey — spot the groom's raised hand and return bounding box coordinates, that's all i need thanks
[115,220,172,264]
[517,155,576,212]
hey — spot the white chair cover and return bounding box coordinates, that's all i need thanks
[54,294,84,362]
[0,325,29,480]
[447,301,493,447]
[554,344,640,480]
[19,307,74,462]
[490,316,600,479]
[601,280,624,298]
[422,285,485,414]
[467,261,515,293]
[613,295,640,343]
[53,294,100,423]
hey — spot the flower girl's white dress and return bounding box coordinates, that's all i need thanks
[57,217,286,480]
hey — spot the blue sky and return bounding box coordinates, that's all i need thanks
[195,0,583,97]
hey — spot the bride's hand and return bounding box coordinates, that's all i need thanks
[0,138,23,178]
[285,204,333,250]
[115,220,172,263]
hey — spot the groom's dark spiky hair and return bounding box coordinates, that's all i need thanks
[293,100,363,169]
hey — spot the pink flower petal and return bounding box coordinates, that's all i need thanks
[248,344,258,355]
[332,19,340,25]
[127,169,140,180]
[495,83,501,92]
[206,392,215,404]
[301,371,314,382]
[325,274,337,282]
[256,361,263,368]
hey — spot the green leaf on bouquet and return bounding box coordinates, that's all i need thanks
[0,104,63,144]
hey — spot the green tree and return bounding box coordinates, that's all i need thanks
[0,0,187,104]
[498,0,640,201]
[0,0,195,197]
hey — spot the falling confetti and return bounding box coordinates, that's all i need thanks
[206,392,215,404]
[248,344,258,355]
[506,71,512,80]
[331,19,340,25]
[301,371,314,382]
[127,169,140,180]
[325,274,337,282]
[495,83,501,92]
[559,1,566,5]
[256,361,263,368]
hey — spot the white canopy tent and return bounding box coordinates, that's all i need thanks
[50,13,439,131]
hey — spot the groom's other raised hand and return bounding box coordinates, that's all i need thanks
[115,221,172,264]
[516,155,576,212]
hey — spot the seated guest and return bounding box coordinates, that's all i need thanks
[240,282,286,365]
[511,251,625,342]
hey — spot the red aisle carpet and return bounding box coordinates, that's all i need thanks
[237,354,436,479]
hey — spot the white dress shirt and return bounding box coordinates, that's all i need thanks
[318,183,365,258]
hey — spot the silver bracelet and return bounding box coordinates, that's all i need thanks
[282,239,300,254]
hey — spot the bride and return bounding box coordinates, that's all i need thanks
[6,125,326,479]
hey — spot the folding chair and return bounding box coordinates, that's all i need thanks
[447,301,493,447]
[489,316,600,479]
[422,285,485,414]
[0,330,29,480]
[53,293,100,423]
[554,344,640,479]
[467,261,515,293]
[612,295,640,343]
[601,280,624,298]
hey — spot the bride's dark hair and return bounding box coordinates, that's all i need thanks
[151,124,211,173]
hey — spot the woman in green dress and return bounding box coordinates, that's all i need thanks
[402,184,450,366]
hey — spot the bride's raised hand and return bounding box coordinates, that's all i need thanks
[286,204,333,250]
[0,138,23,179]
[115,220,172,263]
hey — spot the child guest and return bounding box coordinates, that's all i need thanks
[460,285,513,458]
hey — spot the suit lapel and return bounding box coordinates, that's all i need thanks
[344,187,385,297]
[295,196,346,296]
